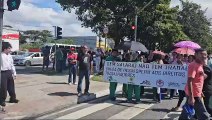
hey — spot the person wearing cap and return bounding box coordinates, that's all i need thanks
[0,42,19,107]
[105,49,121,101]
[77,45,92,96]
[67,48,78,85]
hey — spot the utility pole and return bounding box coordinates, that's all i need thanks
[134,14,138,42]
[134,0,154,42]
[0,0,4,91]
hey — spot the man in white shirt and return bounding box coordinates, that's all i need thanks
[0,42,19,107]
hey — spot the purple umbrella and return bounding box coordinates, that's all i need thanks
[174,40,201,49]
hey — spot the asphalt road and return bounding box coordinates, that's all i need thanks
[39,91,183,120]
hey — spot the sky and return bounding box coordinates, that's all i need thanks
[3,0,212,36]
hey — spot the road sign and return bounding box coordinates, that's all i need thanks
[103,27,108,34]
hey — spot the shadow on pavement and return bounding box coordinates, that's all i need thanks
[48,92,78,97]
[46,82,67,85]
[151,108,170,113]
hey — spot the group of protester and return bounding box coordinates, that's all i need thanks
[105,48,212,119]
[42,45,212,119]
[1,41,212,119]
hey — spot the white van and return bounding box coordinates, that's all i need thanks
[43,43,81,54]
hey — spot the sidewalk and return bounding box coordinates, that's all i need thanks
[0,72,118,119]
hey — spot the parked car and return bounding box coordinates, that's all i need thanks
[11,51,26,59]
[13,52,43,66]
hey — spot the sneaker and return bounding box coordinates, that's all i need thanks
[73,83,77,85]
[9,99,19,103]
[84,92,90,96]
[0,102,6,107]
[110,97,116,101]
[133,100,141,104]
[68,83,72,85]
[126,99,133,103]
[171,107,182,111]
[78,93,82,97]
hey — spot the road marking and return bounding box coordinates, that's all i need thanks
[37,103,87,119]
[107,103,154,120]
[163,111,181,120]
[57,101,114,119]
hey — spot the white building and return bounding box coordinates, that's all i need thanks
[2,28,20,51]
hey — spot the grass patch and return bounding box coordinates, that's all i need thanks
[91,75,105,82]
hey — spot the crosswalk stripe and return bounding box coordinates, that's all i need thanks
[163,111,181,119]
[56,101,114,119]
[107,103,154,120]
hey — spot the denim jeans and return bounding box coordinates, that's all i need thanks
[179,97,210,120]
[68,64,77,84]
[77,70,90,93]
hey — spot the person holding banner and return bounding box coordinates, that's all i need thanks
[122,53,131,98]
[179,49,210,120]
[171,54,186,111]
[127,52,141,103]
[105,49,121,101]
[151,54,163,103]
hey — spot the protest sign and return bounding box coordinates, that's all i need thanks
[103,61,188,90]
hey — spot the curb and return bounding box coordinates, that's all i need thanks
[5,85,123,120]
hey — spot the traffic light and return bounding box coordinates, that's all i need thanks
[56,26,62,39]
[131,25,136,30]
[7,0,21,11]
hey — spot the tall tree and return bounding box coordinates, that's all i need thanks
[178,0,211,50]
[56,0,187,51]
[56,0,161,46]
[138,0,188,51]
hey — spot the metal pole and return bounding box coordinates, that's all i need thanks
[53,26,57,72]
[134,14,138,42]
[0,0,4,90]
[105,34,107,51]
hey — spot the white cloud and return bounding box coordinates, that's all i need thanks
[3,0,95,36]
[3,0,212,37]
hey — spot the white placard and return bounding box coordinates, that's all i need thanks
[103,61,188,90]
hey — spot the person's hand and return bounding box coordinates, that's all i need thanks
[201,93,205,97]
[204,73,208,79]
[13,75,17,80]
[188,97,195,106]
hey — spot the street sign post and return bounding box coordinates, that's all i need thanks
[103,27,108,50]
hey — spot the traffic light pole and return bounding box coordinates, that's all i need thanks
[134,14,138,42]
[0,0,4,92]
[53,26,57,72]
[134,0,154,42]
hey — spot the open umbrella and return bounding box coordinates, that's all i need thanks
[174,40,201,49]
[173,48,195,55]
[152,50,166,56]
[116,41,148,52]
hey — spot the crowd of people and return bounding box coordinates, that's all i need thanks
[41,46,212,119]
[105,48,212,119]
[1,42,211,118]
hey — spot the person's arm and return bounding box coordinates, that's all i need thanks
[10,55,17,77]
[187,64,196,105]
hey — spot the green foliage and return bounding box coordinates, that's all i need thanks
[56,0,211,52]
[178,0,212,51]
[20,42,43,50]
[20,30,53,44]
[139,0,188,52]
